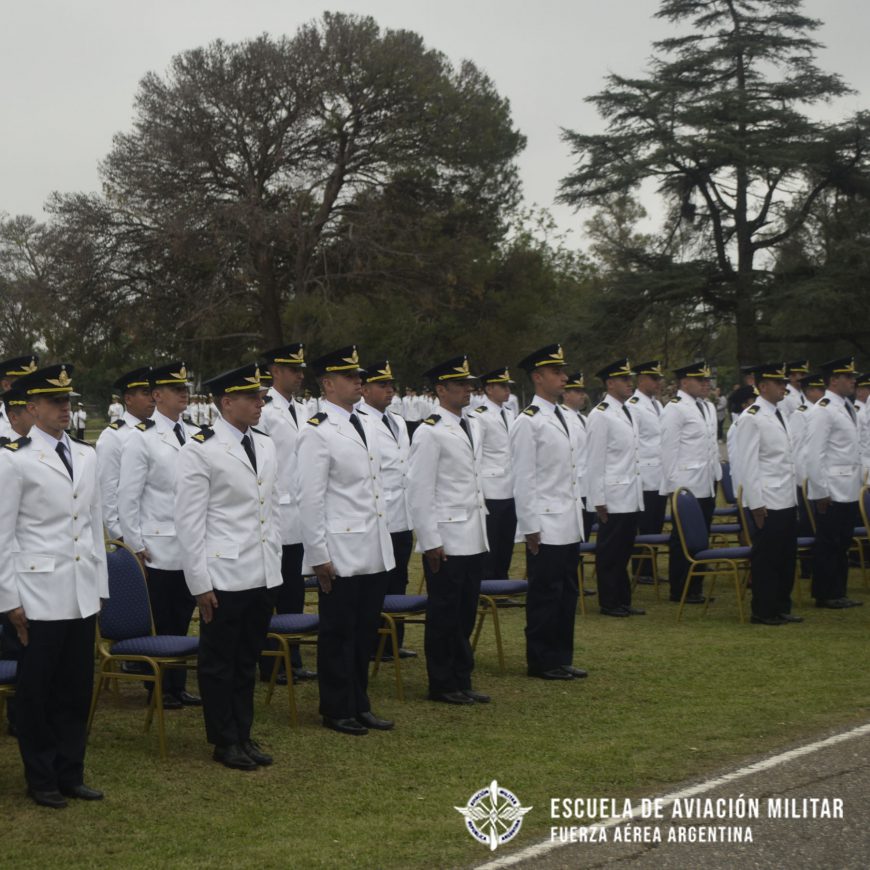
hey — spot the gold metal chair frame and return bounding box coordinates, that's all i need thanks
[671,489,750,623]
[261,627,318,725]
[471,583,528,674]
[371,607,426,702]
[88,540,198,759]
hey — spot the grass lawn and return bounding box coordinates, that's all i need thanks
[2,546,869,869]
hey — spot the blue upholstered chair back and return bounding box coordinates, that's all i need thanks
[863,487,870,529]
[720,462,736,504]
[675,489,709,555]
[101,545,152,641]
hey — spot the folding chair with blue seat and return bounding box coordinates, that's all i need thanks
[857,486,870,590]
[88,541,199,758]
[371,594,427,701]
[471,579,529,674]
[671,488,751,623]
[631,533,670,599]
[714,461,739,518]
[261,612,319,724]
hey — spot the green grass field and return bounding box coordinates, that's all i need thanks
[2,546,869,869]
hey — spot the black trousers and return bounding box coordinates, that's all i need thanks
[423,553,484,695]
[669,495,715,600]
[812,501,858,601]
[146,567,195,694]
[631,490,667,576]
[198,587,272,747]
[483,498,517,580]
[1,613,22,730]
[15,615,95,791]
[596,512,639,610]
[525,543,579,673]
[749,507,797,618]
[380,530,414,655]
[259,543,305,678]
[317,571,389,718]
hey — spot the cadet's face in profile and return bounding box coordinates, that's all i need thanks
[272,363,305,396]
[222,392,263,428]
[362,380,394,412]
[760,378,787,403]
[486,383,510,405]
[30,395,70,434]
[437,380,474,410]
[679,378,703,398]
[561,389,584,411]
[829,373,856,398]
[608,375,634,401]
[534,366,568,401]
[324,372,362,408]
[126,386,156,419]
[155,384,188,417]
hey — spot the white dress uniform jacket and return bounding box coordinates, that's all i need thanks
[117,411,197,570]
[509,397,584,545]
[0,407,13,439]
[258,387,306,546]
[779,385,805,418]
[297,401,395,576]
[627,389,663,492]
[469,397,514,500]
[406,403,489,555]
[806,391,862,503]
[107,401,124,424]
[175,414,282,597]
[734,398,797,511]
[585,397,644,513]
[359,401,412,534]
[95,410,143,539]
[859,402,870,483]
[0,428,109,619]
[788,401,816,486]
[726,411,743,495]
[705,399,723,483]
[659,390,718,498]
[564,408,588,498]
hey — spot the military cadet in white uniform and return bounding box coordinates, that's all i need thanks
[118,362,200,709]
[256,343,316,684]
[805,357,864,609]
[860,386,870,484]
[627,362,666,584]
[660,361,719,604]
[0,355,39,439]
[789,374,825,490]
[0,364,108,808]
[407,355,491,704]
[725,385,758,498]
[779,360,810,419]
[73,403,87,440]
[561,372,595,538]
[469,366,517,580]
[176,363,282,770]
[855,373,870,415]
[359,359,416,660]
[586,359,645,617]
[107,395,123,424]
[510,345,586,681]
[95,367,155,540]
[297,347,396,735]
[735,364,801,625]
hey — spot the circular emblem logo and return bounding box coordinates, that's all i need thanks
[455,780,532,851]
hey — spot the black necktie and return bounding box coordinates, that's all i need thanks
[500,408,509,430]
[382,413,398,442]
[241,433,257,471]
[846,401,857,425]
[553,405,569,434]
[774,409,787,431]
[696,400,707,420]
[173,422,186,445]
[56,442,73,479]
[349,413,367,446]
[653,400,661,417]
[288,402,297,426]
[459,417,474,448]
[623,405,633,424]
[576,411,586,429]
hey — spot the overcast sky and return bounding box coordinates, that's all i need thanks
[2,0,867,242]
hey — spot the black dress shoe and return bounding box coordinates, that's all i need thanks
[635,576,655,585]
[599,606,630,617]
[844,598,864,608]
[530,668,574,681]
[462,690,491,703]
[751,615,787,625]
[28,788,67,809]
[175,691,202,706]
[323,716,369,735]
[398,648,417,659]
[370,653,395,663]
[583,589,596,596]
[815,598,850,609]
[357,711,395,730]
[624,607,646,615]
[160,693,183,710]
[779,614,804,623]
[293,667,318,681]
[684,595,706,604]
[60,783,104,800]
[561,665,588,678]
[241,739,273,765]
[429,690,475,704]
[213,744,259,770]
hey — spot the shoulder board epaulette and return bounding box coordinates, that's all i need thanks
[251,426,267,436]
[0,436,7,446]
[475,405,488,413]
[817,398,830,407]
[307,413,328,426]
[135,419,156,432]
[3,436,31,451]
[797,404,807,412]
[70,435,93,447]
[746,405,760,415]
[108,419,126,430]
[669,396,681,404]
[522,405,539,417]
[192,426,215,443]
[423,414,441,426]
[263,395,273,404]
[596,401,609,411]
[628,396,639,404]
